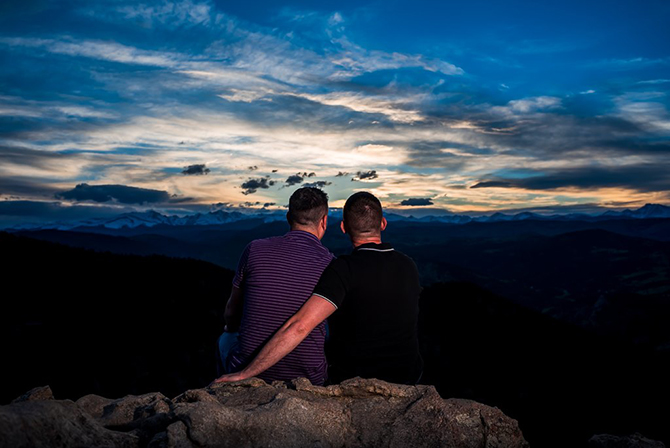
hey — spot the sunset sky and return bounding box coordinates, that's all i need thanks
[1,0,669,224]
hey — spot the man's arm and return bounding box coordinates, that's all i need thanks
[223,285,243,332]
[213,294,336,383]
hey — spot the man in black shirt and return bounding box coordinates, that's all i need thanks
[214,191,423,385]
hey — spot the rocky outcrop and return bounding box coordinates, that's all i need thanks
[0,377,529,448]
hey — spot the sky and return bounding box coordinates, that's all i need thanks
[1,0,670,225]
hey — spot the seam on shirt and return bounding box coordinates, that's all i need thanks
[313,293,339,309]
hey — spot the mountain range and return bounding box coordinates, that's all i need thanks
[6,203,670,231]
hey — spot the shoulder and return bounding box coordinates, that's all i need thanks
[319,255,352,279]
[381,247,420,274]
[248,235,283,249]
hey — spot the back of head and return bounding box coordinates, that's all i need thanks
[343,191,383,238]
[287,187,329,228]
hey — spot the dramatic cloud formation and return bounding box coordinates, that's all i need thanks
[182,164,210,175]
[55,183,174,204]
[0,0,668,224]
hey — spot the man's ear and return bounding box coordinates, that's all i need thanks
[321,214,328,231]
[380,216,388,232]
[340,220,347,234]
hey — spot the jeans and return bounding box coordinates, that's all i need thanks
[216,331,239,377]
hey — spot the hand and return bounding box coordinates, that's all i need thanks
[210,371,247,386]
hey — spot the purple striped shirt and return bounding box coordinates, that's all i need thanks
[228,229,335,385]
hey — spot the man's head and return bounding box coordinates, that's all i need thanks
[286,187,329,238]
[341,191,387,241]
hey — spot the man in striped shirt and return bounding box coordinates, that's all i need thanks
[214,187,335,386]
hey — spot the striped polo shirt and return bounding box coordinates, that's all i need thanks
[228,229,335,385]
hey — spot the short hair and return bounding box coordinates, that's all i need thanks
[287,187,329,227]
[343,191,383,237]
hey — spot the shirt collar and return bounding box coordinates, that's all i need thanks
[353,241,394,252]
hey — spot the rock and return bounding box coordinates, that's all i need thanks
[589,432,666,448]
[89,392,175,446]
[0,378,529,448]
[166,421,196,448]
[96,392,172,428]
[76,393,114,418]
[0,399,139,448]
[11,385,53,403]
[191,376,529,448]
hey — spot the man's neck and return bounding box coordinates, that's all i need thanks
[351,235,382,248]
[290,226,320,239]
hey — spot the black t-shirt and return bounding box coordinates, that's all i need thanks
[313,241,423,385]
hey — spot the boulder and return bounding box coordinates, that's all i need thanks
[175,377,529,448]
[0,377,529,448]
[0,400,139,448]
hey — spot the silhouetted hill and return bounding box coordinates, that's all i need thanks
[419,281,670,447]
[394,228,670,350]
[0,231,233,404]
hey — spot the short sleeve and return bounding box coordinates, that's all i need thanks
[312,257,350,309]
[232,242,252,289]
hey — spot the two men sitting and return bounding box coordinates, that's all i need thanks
[215,188,423,386]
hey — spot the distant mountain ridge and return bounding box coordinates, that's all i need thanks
[5,203,670,231]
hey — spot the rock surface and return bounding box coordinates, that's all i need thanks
[11,385,54,403]
[589,432,666,448]
[1,377,530,448]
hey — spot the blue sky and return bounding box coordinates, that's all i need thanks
[1,0,669,225]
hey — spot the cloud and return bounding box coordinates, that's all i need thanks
[114,0,213,28]
[248,165,258,170]
[54,183,173,204]
[471,181,514,189]
[241,177,275,195]
[400,198,434,206]
[335,171,349,177]
[0,36,183,68]
[0,176,65,198]
[329,36,464,79]
[352,170,378,181]
[470,164,670,193]
[637,79,670,85]
[303,181,332,188]
[181,164,210,175]
[287,91,427,123]
[285,175,303,186]
[284,172,316,186]
[504,96,562,114]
